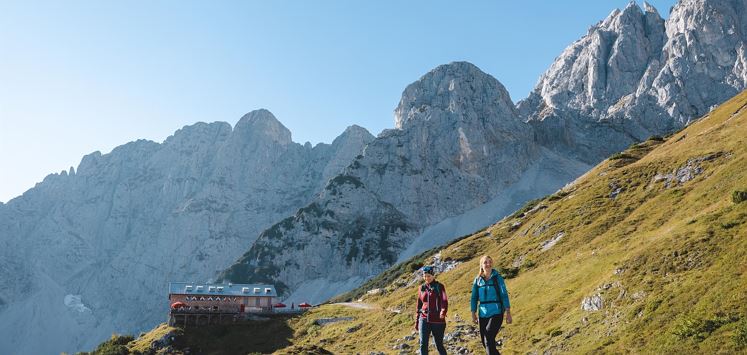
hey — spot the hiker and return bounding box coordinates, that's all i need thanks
[471,255,512,355]
[415,265,448,355]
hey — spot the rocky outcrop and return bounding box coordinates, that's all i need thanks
[519,0,747,163]
[219,62,582,303]
[221,0,747,304]
[0,112,372,355]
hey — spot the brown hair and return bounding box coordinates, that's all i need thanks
[478,255,493,278]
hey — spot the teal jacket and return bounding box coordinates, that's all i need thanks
[470,269,510,318]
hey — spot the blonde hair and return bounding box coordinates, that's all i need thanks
[478,255,493,278]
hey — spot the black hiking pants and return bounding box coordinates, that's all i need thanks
[479,313,504,355]
[418,318,446,355]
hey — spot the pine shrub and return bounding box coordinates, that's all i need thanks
[497,266,519,279]
[735,319,747,348]
[732,190,747,204]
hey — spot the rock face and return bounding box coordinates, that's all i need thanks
[0,111,373,355]
[221,0,747,304]
[219,62,586,302]
[518,0,747,163]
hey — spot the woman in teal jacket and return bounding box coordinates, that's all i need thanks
[471,255,512,355]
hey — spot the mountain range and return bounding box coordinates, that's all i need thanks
[1,0,746,354]
[86,39,747,355]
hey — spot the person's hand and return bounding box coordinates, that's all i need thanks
[471,312,478,324]
[440,309,446,319]
[414,320,419,331]
[505,311,513,324]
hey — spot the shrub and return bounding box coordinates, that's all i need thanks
[497,267,520,279]
[609,152,635,160]
[732,190,747,204]
[648,135,665,142]
[721,221,739,229]
[86,334,134,355]
[672,315,706,340]
[509,198,542,219]
[548,190,569,201]
[546,327,563,337]
[672,313,739,341]
[523,260,536,269]
[735,319,747,348]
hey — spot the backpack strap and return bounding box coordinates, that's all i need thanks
[422,282,441,296]
[491,274,505,311]
[475,274,505,311]
[420,282,442,315]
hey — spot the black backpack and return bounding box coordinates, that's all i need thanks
[420,281,443,314]
[420,281,442,298]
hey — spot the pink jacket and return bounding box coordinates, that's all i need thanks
[416,281,448,323]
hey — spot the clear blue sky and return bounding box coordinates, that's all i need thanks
[0,0,677,203]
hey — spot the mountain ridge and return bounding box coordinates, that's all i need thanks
[3,1,747,354]
[0,113,373,355]
[88,80,747,355]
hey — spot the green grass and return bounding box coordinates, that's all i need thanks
[74,334,133,355]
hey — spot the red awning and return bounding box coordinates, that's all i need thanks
[171,302,186,309]
[298,302,312,308]
[273,303,287,308]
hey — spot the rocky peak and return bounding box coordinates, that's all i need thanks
[233,109,292,145]
[164,121,232,148]
[322,125,375,181]
[642,1,660,14]
[393,61,516,130]
[332,125,374,148]
[595,2,646,30]
[519,0,747,165]
[532,1,664,115]
[650,0,747,121]
[666,0,746,40]
[617,1,644,24]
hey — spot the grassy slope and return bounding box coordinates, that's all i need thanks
[283,91,747,353]
[91,91,747,354]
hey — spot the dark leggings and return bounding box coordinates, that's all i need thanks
[479,313,504,355]
[419,318,446,355]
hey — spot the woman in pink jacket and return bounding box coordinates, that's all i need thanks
[415,265,448,355]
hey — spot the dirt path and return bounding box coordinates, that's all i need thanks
[333,302,381,310]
